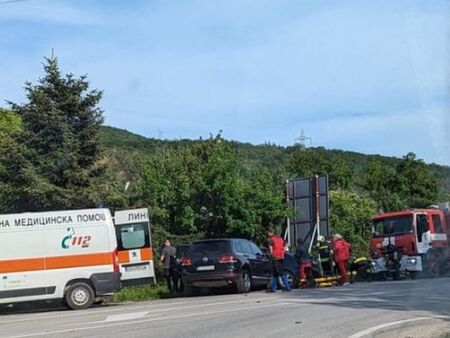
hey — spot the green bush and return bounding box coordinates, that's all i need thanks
[329,190,378,257]
[113,283,169,302]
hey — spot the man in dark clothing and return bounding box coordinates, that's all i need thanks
[268,230,291,292]
[160,239,179,293]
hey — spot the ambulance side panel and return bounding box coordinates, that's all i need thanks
[0,209,120,305]
[42,223,116,300]
[0,229,49,302]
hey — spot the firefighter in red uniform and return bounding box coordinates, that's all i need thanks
[332,234,351,285]
[295,238,312,285]
[268,230,291,292]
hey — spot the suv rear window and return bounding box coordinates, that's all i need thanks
[189,241,230,256]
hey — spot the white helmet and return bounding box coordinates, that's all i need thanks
[333,234,343,240]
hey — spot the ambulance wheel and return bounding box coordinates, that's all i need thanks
[65,282,95,310]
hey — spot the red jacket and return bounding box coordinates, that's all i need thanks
[333,239,351,262]
[269,235,286,260]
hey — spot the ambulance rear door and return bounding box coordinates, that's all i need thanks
[114,208,156,285]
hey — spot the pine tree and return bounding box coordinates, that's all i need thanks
[4,57,104,211]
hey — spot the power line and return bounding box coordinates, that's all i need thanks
[0,0,32,4]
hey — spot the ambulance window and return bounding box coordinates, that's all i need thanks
[432,215,443,233]
[116,222,149,250]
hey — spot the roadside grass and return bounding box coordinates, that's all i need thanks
[112,283,171,302]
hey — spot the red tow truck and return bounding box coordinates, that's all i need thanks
[369,203,450,278]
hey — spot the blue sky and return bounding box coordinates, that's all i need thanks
[0,0,449,165]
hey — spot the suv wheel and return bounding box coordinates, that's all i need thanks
[280,270,298,289]
[236,269,251,293]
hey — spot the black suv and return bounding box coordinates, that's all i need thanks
[181,239,271,295]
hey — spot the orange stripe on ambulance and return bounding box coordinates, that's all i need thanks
[0,208,121,310]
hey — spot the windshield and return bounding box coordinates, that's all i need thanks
[372,215,413,237]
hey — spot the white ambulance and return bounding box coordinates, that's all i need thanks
[0,208,121,310]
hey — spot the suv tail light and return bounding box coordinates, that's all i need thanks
[182,257,192,266]
[219,255,237,264]
[113,249,120,272]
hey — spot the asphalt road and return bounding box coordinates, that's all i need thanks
[1,278,449,338]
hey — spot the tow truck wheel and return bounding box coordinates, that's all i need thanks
[428,256,440,278]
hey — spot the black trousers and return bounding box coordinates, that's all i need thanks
[165,267,181,292]
[272,259,284,277]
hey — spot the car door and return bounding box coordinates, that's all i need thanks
[249,242,271,281]
[239,240,258,277]
[416,213,431,254]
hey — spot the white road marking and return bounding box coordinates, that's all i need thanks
[0,302,185,325]
[284,297,391,305]
[0,296,275,325]
[59,297,283,327]
[3,302,294,338]
[348,317,430,338]
[105,311,149,322]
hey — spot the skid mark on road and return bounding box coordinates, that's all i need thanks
[3,301,296,338]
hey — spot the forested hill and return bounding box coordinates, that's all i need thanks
[100,125,450,190]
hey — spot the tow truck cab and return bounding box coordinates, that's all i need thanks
[370,206,450,277]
